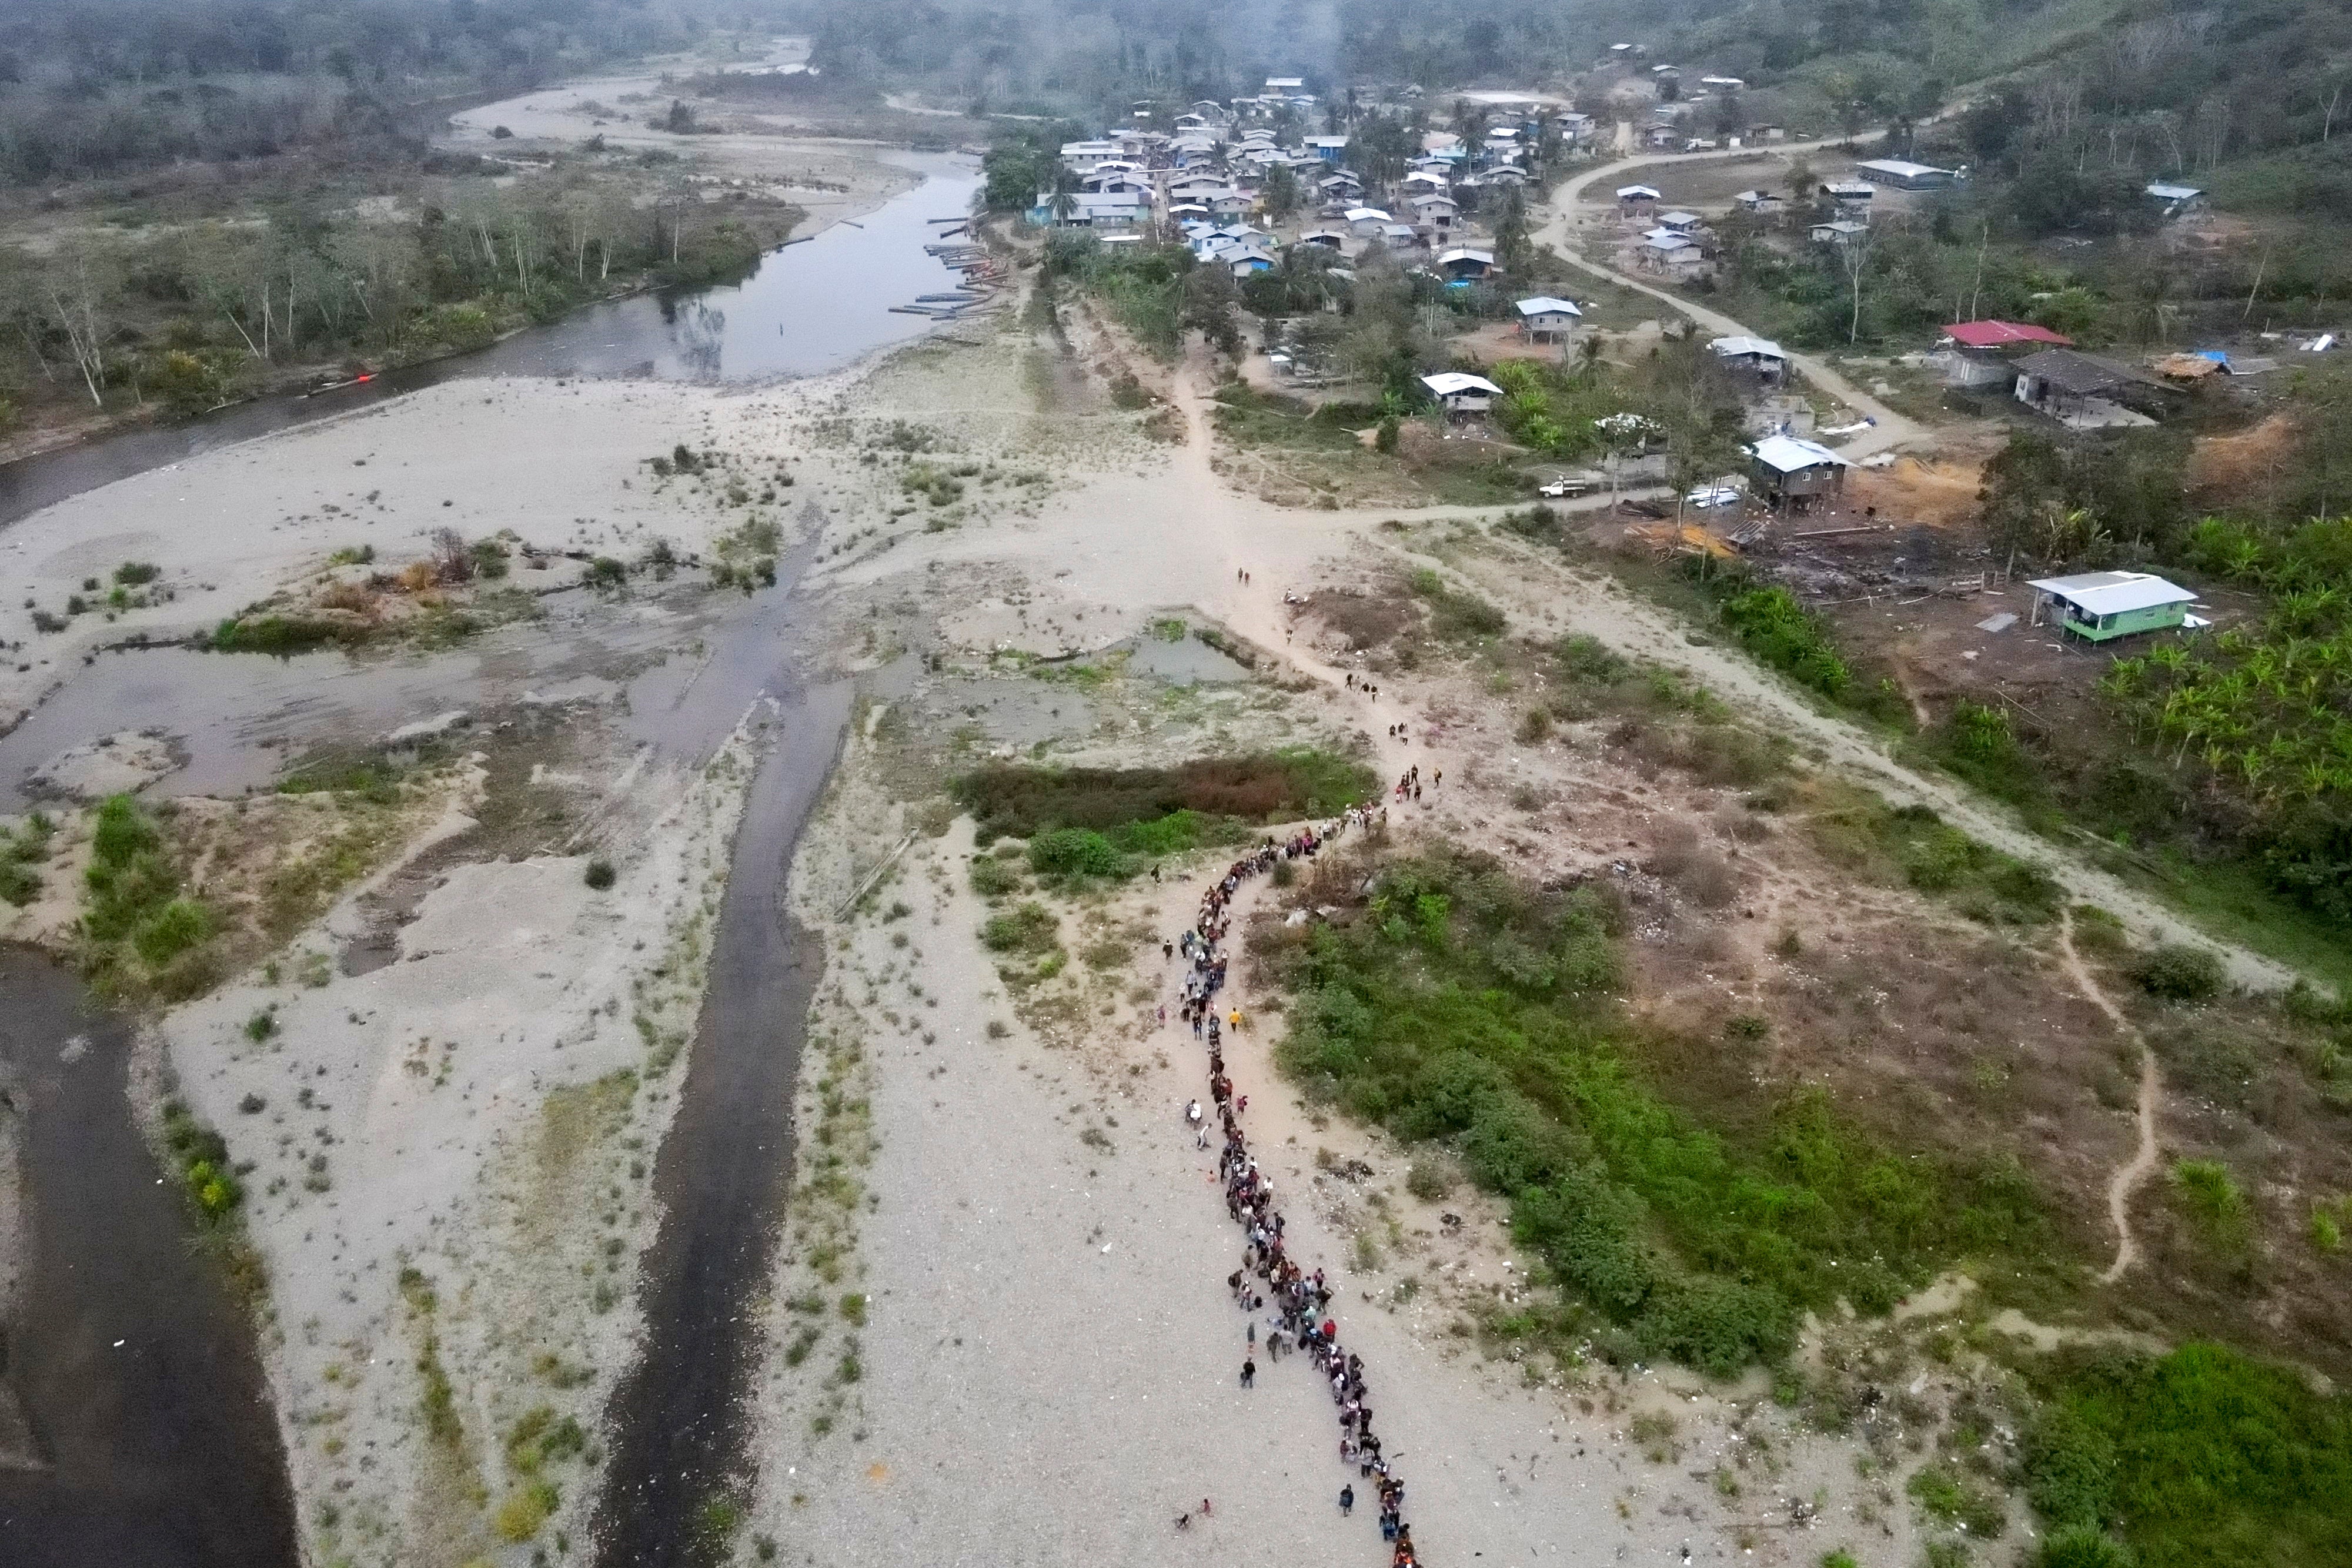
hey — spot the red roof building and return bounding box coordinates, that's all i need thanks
[1944,320,2073,349]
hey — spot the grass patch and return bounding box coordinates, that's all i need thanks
[159,1096,242,1223]
[1806,795,2062,927]
[979,901,1058,957]
[1907,1462,2008,1538]
[209,614,363,656]
[0,811,55,905]
[955,750,1374,851]
[78,793,220,999]
[1210,383,1371,453]
[2134,945,2224,1002]
[2021,1342,2352,1568]
[969,852,1025,897]
[492,1479,559,1542]
[1266,846,2047,1378]
[1409,568,1506,646]
[2169,1159,2251,1247]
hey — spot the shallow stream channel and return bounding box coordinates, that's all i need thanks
[0,153,981,1566]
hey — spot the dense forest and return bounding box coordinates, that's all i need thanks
[0,0,787,185]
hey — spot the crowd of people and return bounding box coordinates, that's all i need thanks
[1171,807,1424,1566]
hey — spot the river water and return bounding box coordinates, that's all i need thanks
[0,948,300,1568]
[0,153,976,1566]
[0,151,982,530]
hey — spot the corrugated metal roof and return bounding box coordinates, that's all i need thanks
[1945,320,2072,349]
[1749,435,1852,473]
[2027,571,2197,616]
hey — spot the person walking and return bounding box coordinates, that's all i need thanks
[1241,1357,1257,1388]
[1340,1483,1355,1516]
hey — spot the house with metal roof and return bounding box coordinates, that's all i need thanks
[1936,320,2074,389]
[1747,434,1852,507]
[1638,230,1706,279]
[1421,372,1505,418]
[2026,571,2199,641]
[1436,247,1496,280]
[2146,182,2206,220]
[1516,296,1583,342]
[1709,335,1788,382]
[2012,348,2165,429]
[1855,159,1960,190]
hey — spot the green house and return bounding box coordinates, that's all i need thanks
[2027,571,2200,642]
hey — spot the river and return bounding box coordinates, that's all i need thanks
[0,948,300,1568]
[0,152,978,1566]
[0,151,983,531]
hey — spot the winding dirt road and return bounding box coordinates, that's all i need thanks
[1536,143,1922,460]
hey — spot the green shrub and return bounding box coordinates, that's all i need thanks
[161,1098,242,1223]
[2032,1342,2352,1568]
[970,855,1023,897]
[211,615,356,656]
[1405,1158,1454,1201]
[1028,827,1128,880]
[1719,585,1849,697]
[1272,847,2043,1378]
[0,815,52,906]
[114,561,161,586]
[584,557,627,589]
[584,858,616,890]
[2024,1402,2119,1529]
[979,901,1058,955]
[2036,1526,2137,1568]
[1410,568,1506,643]
[132,897,212,964]
[2133,945,2223,1002]
[1908,1462,2007,1537]
[493,1480,559,1542]
[91,794,160,864]
[2170,1159,2249,1242]
[955,751,1373,845]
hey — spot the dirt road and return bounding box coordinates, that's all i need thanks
[1537,145,1923,461]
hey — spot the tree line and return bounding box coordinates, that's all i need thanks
[0,170,790,420]
[0,0,786,185]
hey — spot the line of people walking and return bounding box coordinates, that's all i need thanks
[1172,807,1424,1566]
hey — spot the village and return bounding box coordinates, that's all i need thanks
[1004,45,2352,723]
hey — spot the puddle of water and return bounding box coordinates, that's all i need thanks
[926,674,1098,750]
[0,946,299,1568]
[1117,630,1254,684]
